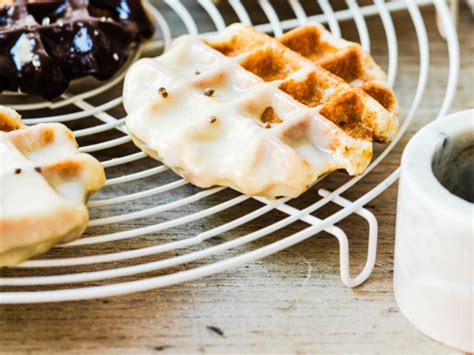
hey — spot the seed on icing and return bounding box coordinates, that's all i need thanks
[209,115,217,123]
[204,88,215,97]
[34,167,42,173]
[158,87,168,98]
[14,168,21,174]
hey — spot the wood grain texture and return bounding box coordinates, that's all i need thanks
[1,1,473,354]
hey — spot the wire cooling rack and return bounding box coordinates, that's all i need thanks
[0,0,460,304]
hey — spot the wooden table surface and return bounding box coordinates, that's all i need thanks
[1,2,473,354]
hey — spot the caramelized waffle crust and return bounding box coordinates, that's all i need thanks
[124,23,399,198]
[207,23,399,143]
[0,0,154,99]
[0,106,105,266]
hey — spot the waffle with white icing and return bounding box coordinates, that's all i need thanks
[124,23,399,198]
[0,106,105,266]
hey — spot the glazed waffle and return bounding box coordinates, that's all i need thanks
[0,0,154,99]
[124,22,396,198]
[0,106,105,266]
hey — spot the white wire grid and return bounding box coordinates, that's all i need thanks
[0,0,460,303]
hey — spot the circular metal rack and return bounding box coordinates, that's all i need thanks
[0,0,460,304]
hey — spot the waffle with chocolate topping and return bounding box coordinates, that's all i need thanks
[0,0,154,99]
[0,105,105,266]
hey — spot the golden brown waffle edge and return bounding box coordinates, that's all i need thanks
[206,23,399,144]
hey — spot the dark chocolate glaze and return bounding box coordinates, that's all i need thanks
[0,0,154,99]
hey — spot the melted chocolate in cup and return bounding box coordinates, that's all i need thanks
[0,0,154,99]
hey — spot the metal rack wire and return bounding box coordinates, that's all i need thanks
[0,0,460,304]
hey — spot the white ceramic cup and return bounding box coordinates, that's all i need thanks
[394,109,473,352]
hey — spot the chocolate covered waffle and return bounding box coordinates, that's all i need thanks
[123,23,399,198]
[0,0,154,99]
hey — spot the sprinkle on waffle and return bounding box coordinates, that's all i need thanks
[124,23,399,198]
